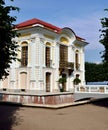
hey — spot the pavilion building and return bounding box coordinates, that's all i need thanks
[0,18,88,93]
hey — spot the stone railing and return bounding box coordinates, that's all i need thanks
[75,85,108,93]
[59,61,74,69]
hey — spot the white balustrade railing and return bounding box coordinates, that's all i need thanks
[75,85,108,93]
[0,85,108,94]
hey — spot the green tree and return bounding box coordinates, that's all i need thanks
[85,62,104,83]
[0,0,19,79]
[99,9,108,63]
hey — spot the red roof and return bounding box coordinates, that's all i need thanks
[76,36,85,41]
[16,18,84,40]
[16,18,61,32]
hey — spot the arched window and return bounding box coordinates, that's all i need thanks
[21,42,28,66]
[46,72,51,92]
[46,42,51,46]
[60,37,69,44]
[60,44,68,63]
[45,42,51,67]
[75,50,79,70]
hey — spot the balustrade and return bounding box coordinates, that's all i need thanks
[59,61,74,69]
[75,85,108,93]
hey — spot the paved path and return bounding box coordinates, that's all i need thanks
[74,92,108,101]
[0,98,108,130]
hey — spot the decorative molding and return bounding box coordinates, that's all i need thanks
[44,34,55,40]
[30,38,35,43]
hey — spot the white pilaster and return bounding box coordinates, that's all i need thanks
[29,38,37,88]
[35,35,40,66]
[68,46,72,62]
[40,38,45,67]
[55,42,59,68]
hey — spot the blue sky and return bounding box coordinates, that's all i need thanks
[7,0,108,63]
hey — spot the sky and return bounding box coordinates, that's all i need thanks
[6,0,108,63]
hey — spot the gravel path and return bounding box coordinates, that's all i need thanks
[0,98,108,130]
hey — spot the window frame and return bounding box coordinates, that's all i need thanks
[21,42,28,67]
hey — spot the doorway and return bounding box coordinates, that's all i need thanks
[62,73,67,91]
[46,72,51,92]
[20,72,27,91]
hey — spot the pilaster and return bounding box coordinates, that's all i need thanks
[35,35,40,66]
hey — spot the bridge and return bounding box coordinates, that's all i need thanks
[74,85,108,101]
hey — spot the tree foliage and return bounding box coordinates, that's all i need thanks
[0,0,19,79]
[85,62,104,83]
[99,9,108,63]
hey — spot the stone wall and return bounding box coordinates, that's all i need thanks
[0,92,74,105]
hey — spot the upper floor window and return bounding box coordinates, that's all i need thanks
[21,42,28,66]
[59,44,68,68]
[45,42,51,67]
[60,44,68,62]
[75,50,79,70]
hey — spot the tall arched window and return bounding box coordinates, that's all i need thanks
[45,42,51,67]
[75,50,79,70]
[46,72,51,92]
[21,42,28,66]
[59,44,68,68]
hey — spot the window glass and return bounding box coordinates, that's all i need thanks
[21,43,28,66]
